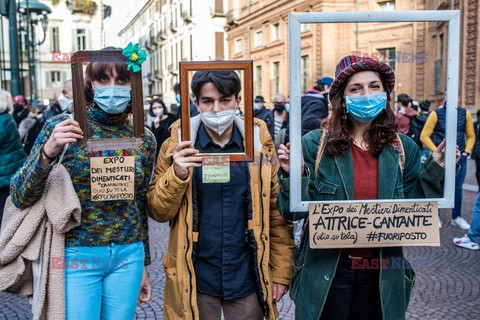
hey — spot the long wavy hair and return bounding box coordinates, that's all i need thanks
[321,71,398,157]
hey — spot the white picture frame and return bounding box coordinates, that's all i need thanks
[288,10,460,212]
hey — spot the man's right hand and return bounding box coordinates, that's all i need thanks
[173,141,202,180]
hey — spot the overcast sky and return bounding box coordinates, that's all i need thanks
[103,0,145,47]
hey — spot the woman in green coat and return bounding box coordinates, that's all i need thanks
[277,55,459,320]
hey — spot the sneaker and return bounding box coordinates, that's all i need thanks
[451,217,470,230]
[453,234,479,250]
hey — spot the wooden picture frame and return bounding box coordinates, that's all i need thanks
[71,50,145,151]
[179,60,254,162]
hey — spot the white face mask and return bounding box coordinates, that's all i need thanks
[200,109,236,136]
[153,108,164,117]
[58,93,73,113]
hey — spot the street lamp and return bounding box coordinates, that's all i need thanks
[17,0,51,106]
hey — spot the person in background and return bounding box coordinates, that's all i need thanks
[277,55,456,320]
[253,95,274,137]
[174,82,199,119]
[148,98,176,158]
[471,109,480,190]
[408,100,431,163]
[147,70,293,320]
[454,192,480,250]
[420,93,475,230]
[301,77,332,136]
[10,51,154,319]
[271,93,289,151]
[12,95,40,155]
[395,93,416,135]
[0,89,26,227]
[43,80,74,121]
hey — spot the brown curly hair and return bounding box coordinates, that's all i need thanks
[321,71,398,157]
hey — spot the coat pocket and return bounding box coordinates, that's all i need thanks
[313,177,338,200]
[162,251,184,316]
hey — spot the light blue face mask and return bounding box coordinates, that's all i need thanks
[93,85,131,114]
[175,94,180,103]
[285,103,290,113]
[253,103,259,110]
[345,92,387,123]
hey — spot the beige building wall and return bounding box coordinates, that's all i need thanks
[226,0,480,113]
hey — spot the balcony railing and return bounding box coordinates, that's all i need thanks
[225,8,241,25]
[168,64,178,75]
[181,11,192,23]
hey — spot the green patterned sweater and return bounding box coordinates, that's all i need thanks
[10,105,156,265]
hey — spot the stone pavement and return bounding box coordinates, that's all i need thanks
[2,161,480,320]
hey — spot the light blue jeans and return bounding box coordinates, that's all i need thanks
[468,193,480,243]
[64,241,144,320]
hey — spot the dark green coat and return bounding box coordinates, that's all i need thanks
[0,111,26,188]
[277,129,445,320]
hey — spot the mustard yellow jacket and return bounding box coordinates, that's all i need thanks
[147,116,294,320]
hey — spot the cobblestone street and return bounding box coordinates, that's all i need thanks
[1,161,479,320]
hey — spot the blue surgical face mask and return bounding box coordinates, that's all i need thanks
[345,92,387,123]
[285,103,290,113]
[93,85,131,114]
[175,94,180,103]
[253,103,260,110]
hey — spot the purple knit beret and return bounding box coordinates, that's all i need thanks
[329,55,395,101]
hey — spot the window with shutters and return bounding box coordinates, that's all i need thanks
[254,30,262,47]
[272,23,280,41]
[76,29,86,50]
[271,61,280,98]
[235,38,242,54]
[255,65,262,96]
[51,71,61,87]
[377,1,395,11]
[51,27,59,51]
[301,55,309,94]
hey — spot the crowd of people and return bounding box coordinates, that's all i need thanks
[0,50,478,320]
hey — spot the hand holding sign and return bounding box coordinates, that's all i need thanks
[278,143,305,175]
[173,141,203,180]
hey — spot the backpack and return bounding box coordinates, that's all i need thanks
[408,113,429,148]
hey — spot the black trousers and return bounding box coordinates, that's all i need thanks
[320,256,383,320]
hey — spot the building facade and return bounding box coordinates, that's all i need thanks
[119,0,228,108]
[226,0,480,112]
[0,0,105,104]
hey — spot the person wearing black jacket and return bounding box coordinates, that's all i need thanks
[301,77,332,136]
[149,98,176,158]
[253,95,274,137]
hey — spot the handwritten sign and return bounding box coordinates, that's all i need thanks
[309,201,439,248]
[202,155,230,183]
[90,156,135,201]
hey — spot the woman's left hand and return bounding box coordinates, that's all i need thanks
[432,139,460,167]
[138,266,152,303]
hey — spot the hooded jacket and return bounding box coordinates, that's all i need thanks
[147,116,294,320]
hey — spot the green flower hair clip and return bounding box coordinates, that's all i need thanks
[122,42,148,72]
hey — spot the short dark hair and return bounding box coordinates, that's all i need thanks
[191,70,241,100]
[149,98,166,117]
[173,83,180,94]
[397,93,411,107]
